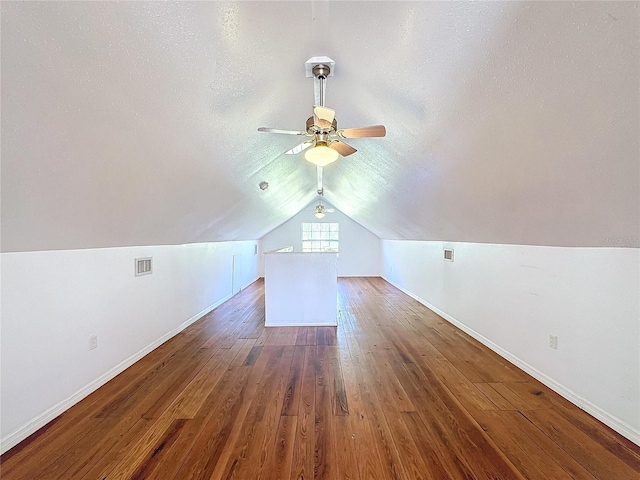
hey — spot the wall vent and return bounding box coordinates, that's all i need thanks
[135,257,153,276]
[443,248,454,262]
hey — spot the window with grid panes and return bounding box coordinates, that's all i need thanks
[301,223,339,252]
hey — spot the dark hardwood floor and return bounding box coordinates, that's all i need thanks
[2,277,639,479]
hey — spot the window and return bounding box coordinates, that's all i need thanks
[302,222,339,252]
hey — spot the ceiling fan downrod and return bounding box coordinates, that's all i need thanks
[312,64,331,107]
[317,165,323,195]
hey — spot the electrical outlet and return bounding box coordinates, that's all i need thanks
[549,335,558,349]
[90,335,98,350]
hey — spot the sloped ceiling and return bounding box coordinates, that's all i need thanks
[1,1,638,252]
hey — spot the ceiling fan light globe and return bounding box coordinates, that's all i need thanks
[315,212,325,219]
[305,145,339,167]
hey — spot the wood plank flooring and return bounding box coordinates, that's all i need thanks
[2,277,639,479]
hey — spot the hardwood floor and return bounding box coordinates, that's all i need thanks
[2,277,639,479]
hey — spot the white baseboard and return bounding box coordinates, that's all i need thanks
[383,277,640,447]
[260,275,380,279]
[238,276,260,292]
[264,322,338,327]
[337,274,382,278]
[0,294,232,454]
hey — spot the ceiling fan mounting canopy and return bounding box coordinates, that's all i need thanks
[312,63,331,80]
[304,56,335,78]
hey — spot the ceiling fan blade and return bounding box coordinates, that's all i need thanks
[337,125,386,138]
[329,140,357,157]
[258,127,308,135]
[325,208,335,213]
[314,106,335,122]
[314,106,336,128]
[285,140,314,155]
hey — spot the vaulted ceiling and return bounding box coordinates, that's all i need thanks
[1,1,638,252]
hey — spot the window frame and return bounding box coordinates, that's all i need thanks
[301,222,339,253]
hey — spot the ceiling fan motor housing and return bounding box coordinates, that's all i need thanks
[306,116,337,134]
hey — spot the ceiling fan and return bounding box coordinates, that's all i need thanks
[314,202,334,219]
[258,60,386,166]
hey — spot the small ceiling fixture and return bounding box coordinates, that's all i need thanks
[258,181,269,190]
[315,204,326,219]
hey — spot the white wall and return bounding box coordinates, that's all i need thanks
[259,203,381,277]
[0,240,259,453]
[381,240,640,445]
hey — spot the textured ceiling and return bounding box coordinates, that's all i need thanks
[1,1,638,252]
